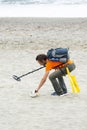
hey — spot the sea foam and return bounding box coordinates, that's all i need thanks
[0,4,87,17]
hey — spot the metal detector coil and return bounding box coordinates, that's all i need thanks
[13,75,21,81]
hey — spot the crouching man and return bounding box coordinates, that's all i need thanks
[35,54,76,96]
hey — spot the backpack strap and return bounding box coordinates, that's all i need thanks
[53,62,70,76]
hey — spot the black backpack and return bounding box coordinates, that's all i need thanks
[47,48,69,63]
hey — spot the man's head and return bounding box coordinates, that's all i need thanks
[36,54,48,66]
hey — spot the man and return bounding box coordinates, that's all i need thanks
[35,54,76,96]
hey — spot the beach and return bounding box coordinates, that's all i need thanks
[0,18,87,130]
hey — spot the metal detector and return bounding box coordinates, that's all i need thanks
[13,66,44,81]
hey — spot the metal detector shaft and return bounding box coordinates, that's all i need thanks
[19,66,45,78]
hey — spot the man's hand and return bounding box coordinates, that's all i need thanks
[30,90,39,98]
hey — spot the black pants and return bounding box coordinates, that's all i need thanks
[49,63,76,95]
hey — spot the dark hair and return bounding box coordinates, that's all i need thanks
[36,54,48,62]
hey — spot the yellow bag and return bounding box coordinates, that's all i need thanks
[66,67,80,93]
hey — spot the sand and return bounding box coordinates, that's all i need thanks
[0,18,87,130]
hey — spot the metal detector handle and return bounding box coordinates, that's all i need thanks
[19,66,45,78]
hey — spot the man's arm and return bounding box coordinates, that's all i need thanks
[35,71,49,92]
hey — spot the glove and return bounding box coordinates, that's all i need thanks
[30,90,38,98]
